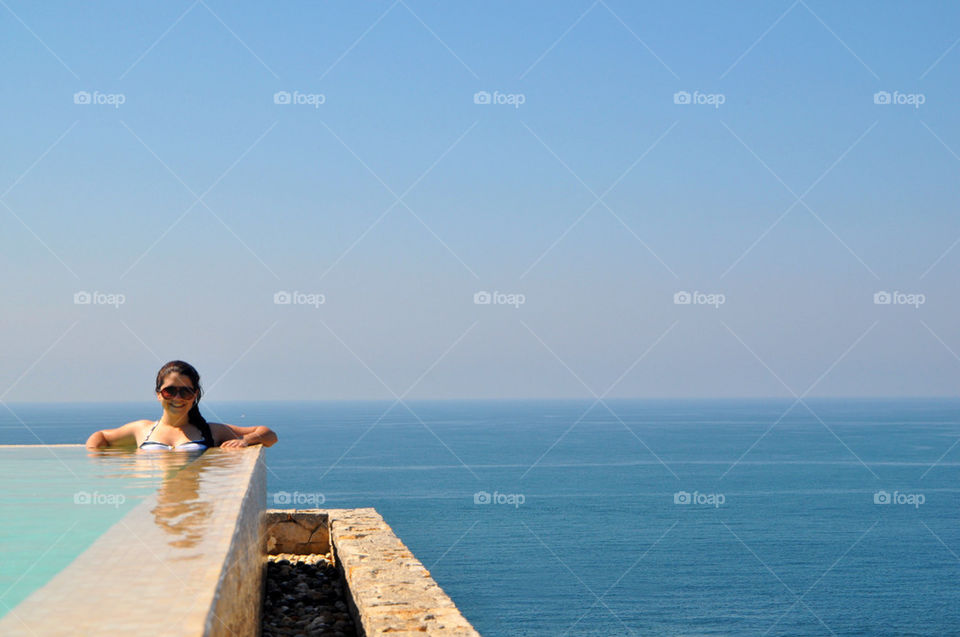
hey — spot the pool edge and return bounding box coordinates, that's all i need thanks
[0,446,266,636]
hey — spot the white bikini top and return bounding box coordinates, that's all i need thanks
[139,420,210,452]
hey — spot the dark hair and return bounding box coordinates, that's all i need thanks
[155,360,211,438]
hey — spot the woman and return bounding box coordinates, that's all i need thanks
[85,360,278,450]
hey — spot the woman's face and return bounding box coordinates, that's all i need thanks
[156,372,197,415]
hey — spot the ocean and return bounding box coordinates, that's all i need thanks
[2,398,959,636]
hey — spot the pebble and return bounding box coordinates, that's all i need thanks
[262,553,358,637]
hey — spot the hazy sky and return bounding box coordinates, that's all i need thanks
[1,1,959,401]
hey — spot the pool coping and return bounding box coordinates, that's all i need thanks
[0,443,87,447]
[0,446,266,636]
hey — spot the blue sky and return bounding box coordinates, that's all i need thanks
[1,1,959,401]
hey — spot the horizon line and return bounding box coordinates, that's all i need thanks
[2,395,958,405]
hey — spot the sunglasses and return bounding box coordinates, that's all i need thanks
[159,385,197,399]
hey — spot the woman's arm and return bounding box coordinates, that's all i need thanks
[212,423,278,448]
[85,421,143,449]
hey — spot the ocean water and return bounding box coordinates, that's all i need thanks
[2,398,959,636]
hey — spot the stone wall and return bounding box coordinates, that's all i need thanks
[263,508,481,636]
[264,509,331,555]
[208,449,267,636]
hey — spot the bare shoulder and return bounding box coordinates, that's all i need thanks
[93,419,151,448]
[109,419,151,432]
[129,420,154,439]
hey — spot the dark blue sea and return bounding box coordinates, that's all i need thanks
[3,398,960,636]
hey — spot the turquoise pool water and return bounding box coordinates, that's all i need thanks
[0,446,196,617]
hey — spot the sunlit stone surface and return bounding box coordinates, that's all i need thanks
[266,508,480,636]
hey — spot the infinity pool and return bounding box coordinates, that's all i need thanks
[0,445,197,616]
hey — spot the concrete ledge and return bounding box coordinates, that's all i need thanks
[264,508,480,636]
[0,447,266,636]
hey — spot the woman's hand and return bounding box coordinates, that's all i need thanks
[85,431,108,449]
[212,423,278,448]
[220,438,249,449]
